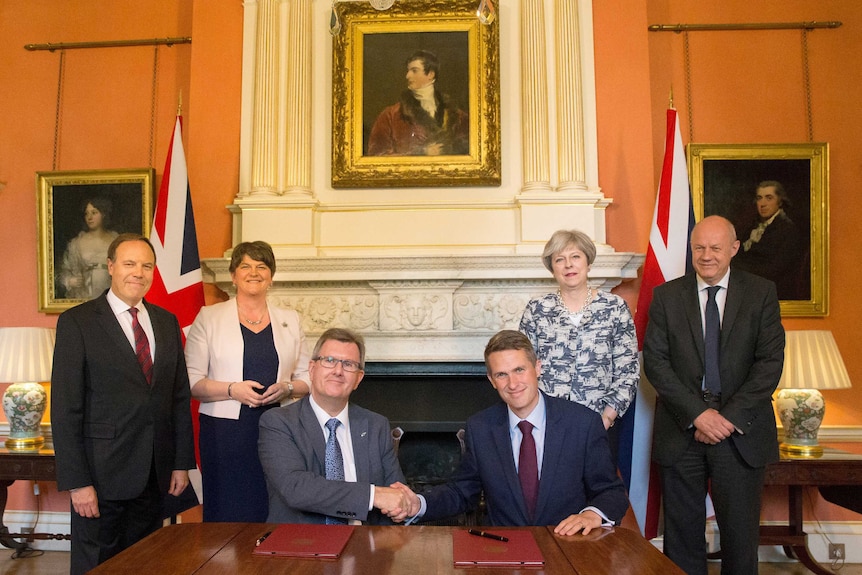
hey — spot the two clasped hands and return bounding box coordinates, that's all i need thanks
[373,482,604,536]
[692,408,738,445]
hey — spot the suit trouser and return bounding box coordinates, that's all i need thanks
[660,434,766,575]
[69,465,162,575]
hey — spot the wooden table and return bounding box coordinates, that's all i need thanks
[90,523,683,575]
[760,447,862,575]
[0,444,62,549]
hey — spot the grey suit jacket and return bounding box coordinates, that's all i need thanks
[258,396,405,524]
[51,293,196,499]
[643,269,785,468]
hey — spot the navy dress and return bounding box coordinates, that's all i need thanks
[199,324,279,522]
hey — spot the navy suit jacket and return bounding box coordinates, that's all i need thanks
[258,396,405,524]
[51,293,196,500]
[644,269,785,468]
[422,393,629,526]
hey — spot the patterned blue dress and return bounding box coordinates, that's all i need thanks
[519,291,639,419]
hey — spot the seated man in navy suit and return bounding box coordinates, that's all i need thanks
[393,330,629,534]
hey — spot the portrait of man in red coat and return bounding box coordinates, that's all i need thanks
[366,50,469,157]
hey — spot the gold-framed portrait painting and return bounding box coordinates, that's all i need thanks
[36,168,154,313]
[688,143,829,317]
[331,0,501,188]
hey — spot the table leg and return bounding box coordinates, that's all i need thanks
[786,486,833,575]
[0,480,27,550]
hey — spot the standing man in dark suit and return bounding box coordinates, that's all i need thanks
[258,328,410,524]
[393,330,629,533]
[51,233,196,575]
[644,215,785,575]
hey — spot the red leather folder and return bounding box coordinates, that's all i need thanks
[452,529,544,567]
[252,523,354,558]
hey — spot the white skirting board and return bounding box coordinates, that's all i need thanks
[706,519,862,563]
[2,511,187,553]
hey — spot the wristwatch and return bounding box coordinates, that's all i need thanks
[287,382,294,398]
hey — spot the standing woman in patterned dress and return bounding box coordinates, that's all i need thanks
[185,241,311,521]
[519,229,639,465]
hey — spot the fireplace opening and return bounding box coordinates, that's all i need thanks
[352,361,500,524]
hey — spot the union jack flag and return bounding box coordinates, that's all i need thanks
[147,116,205,497]
[617,108,694,538]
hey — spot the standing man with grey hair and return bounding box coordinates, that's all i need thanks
[52,233,196,575]
[644,215,785,575]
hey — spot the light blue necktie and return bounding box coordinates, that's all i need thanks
[325,418,347,524]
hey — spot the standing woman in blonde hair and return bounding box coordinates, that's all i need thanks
[185,241,311,522]
[519,230,639,464]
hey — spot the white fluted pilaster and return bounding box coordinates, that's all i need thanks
[520,0,551,193]
[555,0,587,192]
[249,0,280,195]
[283,0,313,196]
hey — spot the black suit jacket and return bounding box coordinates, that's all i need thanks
[643,269,785,468]
[422,393,629,526]
[51,293,196,500]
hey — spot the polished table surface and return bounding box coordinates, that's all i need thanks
[90,522,684,575]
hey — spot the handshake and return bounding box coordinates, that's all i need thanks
[373,481,422,523]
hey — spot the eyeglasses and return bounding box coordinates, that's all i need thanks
[313,356,363,373]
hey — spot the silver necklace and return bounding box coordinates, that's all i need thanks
[558,286,593,314]
[241,309,266,326]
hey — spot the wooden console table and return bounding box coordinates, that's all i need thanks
[0,441,198,550]
[761,446,862,575]
[0,444,66,549]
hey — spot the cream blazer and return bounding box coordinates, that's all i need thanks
[185,298,311,420]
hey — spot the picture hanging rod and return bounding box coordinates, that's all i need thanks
[24,37,191,52]
[648,21,841,33]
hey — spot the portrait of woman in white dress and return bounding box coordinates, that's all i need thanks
[56,197,118,299]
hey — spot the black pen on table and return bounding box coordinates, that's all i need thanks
[255,531,272,546]
[468,528,509,542]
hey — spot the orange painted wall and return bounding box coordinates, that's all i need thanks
[1,0,861,525]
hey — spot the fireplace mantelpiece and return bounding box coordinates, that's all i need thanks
[202,251,643,362]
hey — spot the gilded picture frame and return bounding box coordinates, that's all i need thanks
[36,168,154,313]
[331,0,501,188]
[688,143,829,317]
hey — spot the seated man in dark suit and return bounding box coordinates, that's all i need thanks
[392,330,629,535]
[258,328,410,524]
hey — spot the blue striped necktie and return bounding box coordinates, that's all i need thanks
[325,418,347,524]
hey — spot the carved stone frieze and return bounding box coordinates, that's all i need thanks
[203,252,643,360]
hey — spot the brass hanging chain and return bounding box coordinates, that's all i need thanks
[683,31,694,142]
[52,50,66,170]
[149,45,160,168]
[801,29,814,142]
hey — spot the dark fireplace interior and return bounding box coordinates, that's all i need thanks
[351,361,501,523]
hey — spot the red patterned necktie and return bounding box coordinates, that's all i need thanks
[518,420,539,521]
[128,307,153,385]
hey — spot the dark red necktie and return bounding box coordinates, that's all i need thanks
[518,420,539,521]
[129,307,153,385]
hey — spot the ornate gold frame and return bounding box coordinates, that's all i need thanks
[36,168,154,313]
[331,0,500,188]
[688,143,829,317]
